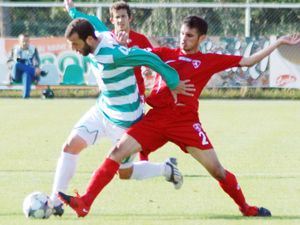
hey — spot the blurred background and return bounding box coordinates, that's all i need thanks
[0,0,299,90]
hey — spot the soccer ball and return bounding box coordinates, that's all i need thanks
[22,192,52,219]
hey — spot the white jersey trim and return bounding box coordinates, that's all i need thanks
[101,66,133,79]
[102,75,136,91]
[102,87,140,106]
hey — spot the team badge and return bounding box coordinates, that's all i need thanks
[192,60,201,68]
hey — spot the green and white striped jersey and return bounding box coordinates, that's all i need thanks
[68,8,180,128]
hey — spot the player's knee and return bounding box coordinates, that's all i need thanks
[62,142,76,154]
[109,146,128,163]
[210,165,226,180]
[62,138,86,154]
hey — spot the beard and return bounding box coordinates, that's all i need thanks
[81,42,93,56]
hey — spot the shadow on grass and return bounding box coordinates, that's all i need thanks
[185,174,300,179]
[46,213,300,221]
[1,212,300,222]
[2,171,300,179]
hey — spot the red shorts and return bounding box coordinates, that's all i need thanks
[127,107,213,156]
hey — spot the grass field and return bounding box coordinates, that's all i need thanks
[0,98,299,225]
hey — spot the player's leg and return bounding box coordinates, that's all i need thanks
[115,115,183,189]
[50,135,86,213]
[118,157,183,189]
[50,106,105,216]
[105,116,180,184]
[186,146,271,216]
[168,117,271,217]
[84,133,142,204]
[57,133,142,217]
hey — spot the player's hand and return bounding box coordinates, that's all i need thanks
[278,34,300,46]
[171,79,195,103]
[115,31,129,47]
[64,0,75,12]
[141,66,153,77]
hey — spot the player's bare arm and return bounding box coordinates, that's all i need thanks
[239,34,300,67]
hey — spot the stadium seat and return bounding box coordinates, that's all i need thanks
[61,64,85,85]
[38,64,60,85]
[0,63,10,85]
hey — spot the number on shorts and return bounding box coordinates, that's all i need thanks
[193,123,209,145]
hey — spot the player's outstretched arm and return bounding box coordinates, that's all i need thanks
[64,0,108,32]
[240,34,300,67]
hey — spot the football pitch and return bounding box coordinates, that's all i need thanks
[0,98,299,225]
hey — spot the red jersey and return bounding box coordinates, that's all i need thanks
[112,30,153,96]
[147,47,243,112]
[126,30,153,49]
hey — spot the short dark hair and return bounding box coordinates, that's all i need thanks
[182,16,208,35]
[65,18,97,40]
[110,1,131,18]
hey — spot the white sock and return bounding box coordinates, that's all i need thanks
[130,161,165,180]
[50,152,79,206]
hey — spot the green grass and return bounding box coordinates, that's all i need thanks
[0,99,300,225]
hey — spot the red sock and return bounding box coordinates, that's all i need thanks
[218,170,250,213]
[82,158,119,207]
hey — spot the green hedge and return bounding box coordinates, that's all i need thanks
[1,87,300,99]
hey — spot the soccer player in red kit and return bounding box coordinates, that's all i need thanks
[109,0,153,99]
[58,16,300,217]
[109,1,153,162]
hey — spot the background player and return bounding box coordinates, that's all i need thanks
[109,0,154,104]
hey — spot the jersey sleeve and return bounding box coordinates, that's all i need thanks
[206,54,242,73]
[68,7,109,32]
[113,46,179,90]
[148,47,168,58]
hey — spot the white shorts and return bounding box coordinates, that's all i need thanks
[69,105,136,169]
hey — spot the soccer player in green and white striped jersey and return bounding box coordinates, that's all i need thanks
[50,1,195,216]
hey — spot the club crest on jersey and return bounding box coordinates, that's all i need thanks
[192,60,201,68]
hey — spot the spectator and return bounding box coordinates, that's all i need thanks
[7,34,47,98]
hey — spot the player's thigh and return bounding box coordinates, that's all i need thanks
[109,133,143,164]
[127,119,168,155]
[68,105,108,147]
[168,121,213,152]
[63,134,88,154]
[105,119,127,145]
[187,147,225,179]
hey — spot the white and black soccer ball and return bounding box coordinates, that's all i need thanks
[23,192,52,219]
